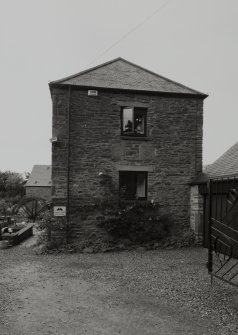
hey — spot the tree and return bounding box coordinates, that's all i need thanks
[0,171,25,213]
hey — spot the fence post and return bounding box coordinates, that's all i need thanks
[208,179,213,277]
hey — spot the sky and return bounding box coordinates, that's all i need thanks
[1,0,238,174]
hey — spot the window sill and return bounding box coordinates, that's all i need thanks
[120,136,152,141]
[119,198,147,204]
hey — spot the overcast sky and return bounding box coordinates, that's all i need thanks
[1,0,238,173]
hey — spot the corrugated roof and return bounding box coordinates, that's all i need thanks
[26,165,51,187]
[191,142,238,184]
[49,57,207,97]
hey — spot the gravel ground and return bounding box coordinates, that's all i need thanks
[0,245,238,335]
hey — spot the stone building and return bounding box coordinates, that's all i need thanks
[49,58,207,240]
[25,165,51,202]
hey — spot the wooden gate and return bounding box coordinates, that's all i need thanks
[207,178,238,287]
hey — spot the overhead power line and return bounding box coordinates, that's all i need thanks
[87,0,174,67]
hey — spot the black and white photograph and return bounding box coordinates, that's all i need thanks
[1,0,238,334]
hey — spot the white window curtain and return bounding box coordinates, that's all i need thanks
[136,174,145,198]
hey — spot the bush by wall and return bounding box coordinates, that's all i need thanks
[97,201,173,243]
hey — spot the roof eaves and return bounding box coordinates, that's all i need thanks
[48,83,207,98]
[189,172,210,185]
[117,58,208,98]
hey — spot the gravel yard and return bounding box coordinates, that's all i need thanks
[0,246,238,335]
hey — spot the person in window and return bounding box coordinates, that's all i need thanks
[124,120,132,132]
[135,117,144,134]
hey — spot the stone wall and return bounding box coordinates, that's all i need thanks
[25,186,52,202]
[190,185,204,242]
[51,86,204,240]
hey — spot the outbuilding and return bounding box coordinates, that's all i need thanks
[190,141,238,246]
[25,165,52,202]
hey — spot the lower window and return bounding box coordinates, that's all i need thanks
[119,171,148,200]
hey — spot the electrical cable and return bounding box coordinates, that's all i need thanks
[87,0,174,66]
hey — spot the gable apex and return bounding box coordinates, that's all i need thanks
[49,57,207,97]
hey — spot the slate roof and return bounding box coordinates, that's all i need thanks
[49,57,207,97]
[191,142,238,184]
[205,142,238,178]
[26,165,51,187]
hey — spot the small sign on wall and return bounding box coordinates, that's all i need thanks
[53,206,66,217]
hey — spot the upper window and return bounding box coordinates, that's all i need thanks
[119,171,148,200]
[121,107,147,137]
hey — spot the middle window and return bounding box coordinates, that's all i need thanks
[121,107,147,136]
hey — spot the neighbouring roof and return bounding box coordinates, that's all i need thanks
[49,57,207,97]
[26,165,51,187]
[191,142,238,184]
[205,142,238,178]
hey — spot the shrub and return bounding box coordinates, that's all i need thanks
[0,171,25,199]
[98,201,173,243]
[37,210,53,241]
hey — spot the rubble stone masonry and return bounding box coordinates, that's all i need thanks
[50,86,204,239]
[26,186,51,202]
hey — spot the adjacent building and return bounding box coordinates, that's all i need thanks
[190,141,238,245]
[25,165,52,202]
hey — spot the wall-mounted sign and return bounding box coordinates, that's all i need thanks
[53,206,66,217]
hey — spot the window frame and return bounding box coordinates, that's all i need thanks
[119,171,148,200]
[121,107,147,137]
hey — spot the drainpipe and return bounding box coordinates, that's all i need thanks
[195,100,198,175]
[66,86,71,244]
[208,179,213,284]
